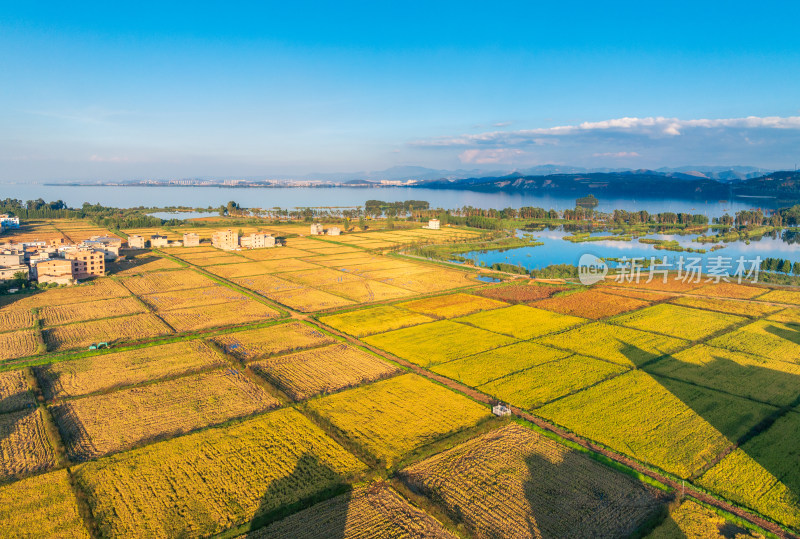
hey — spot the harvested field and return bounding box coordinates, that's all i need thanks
[281,267,363,287]
[534,289,649,319]
[319,305,434,337]
[233,274,303,295]
[251,343,399,401]
[538,322,688,366]
[192,255,249,267]
[307,374,491,466]
[398,293,508,319]
[212,322,334,361]
[0,279,130,309]
[536,370,777,479]
[0,307,35,332]
[363,320,517,368]
[670,296,780,317]
[251,481,456,538]
[43,313,172,351]
[481,354,628,409]
[379,269,477,294]
[756,289,800,305]
[0,329,40,361]
[648,499,767,539]
[0,408,56,479]
[0,469,90,539]
[53,368,279,460]
[140,285,249,311]
[268,287,356,312]
[697,411,800,529]
[400,424,668,539]
[455,305,584,339]
[37,340,225,399]
[644,344,800,407]
[609,304,745,340]
[240,247,315,260]
[0,369,36,412]
[158,300,280,332]
[207,259,320,278]
[477,283,570,303]
[708,320,800,360]
[112,256,183,275]
[74,408,365,537]
[121,269,215,295]
[691,282,768,299]
[320,279,416,302]
[431,342,572,387]
[40,296,146,326]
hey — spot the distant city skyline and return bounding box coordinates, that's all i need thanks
[2,1,800,181]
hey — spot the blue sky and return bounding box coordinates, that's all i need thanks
[2,1,800,181]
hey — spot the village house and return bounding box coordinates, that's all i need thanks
[36,259,75,285]
[182,232,200,247]
[127,234,147,249]
[149,235,169,248]
[65,249,106,279]
[81,236,122,260]
[240,232,276,249]
[326,226,341,236]
[310,223,324,235]
[426,219,441,230]
[211,229,239,250]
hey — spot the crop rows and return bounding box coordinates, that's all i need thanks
[250,343,399,401]
[40,296,146,326]
[140,285,249,311]
[398,292,508,318]
[648,499,766,538]
[400,424,668,538]
[158,300,280,331]
[43,313,173,351]
[253,481,455,538]
[0,369,36,413]
[73,408,365,537]
[307,374,491,466]
[0,329,40,361]
[456,304,584,340]
[212,321,334,361]
[53,368,279,460]
[121,269,215,295]
[0,307,35,332]
[0,409,56,480]
[319,305,434,337]
[36,340,225,400]
[268,287,356,312]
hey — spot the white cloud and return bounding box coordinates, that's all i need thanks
[592,151,640,157]
[411,115,800,148]
[459,148,524,164]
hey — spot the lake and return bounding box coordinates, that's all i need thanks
[0,183,784,218]
[461,228,800,274]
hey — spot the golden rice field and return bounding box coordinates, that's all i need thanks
[756,288,800,305]
[0,329,40,361]
[306,374,491,466]
[43,313,173,351]
[0,369,36,413]
[600,287,677,302]
[0,307,36,332]
[768,307,800,325]
[319,305,434,337]
[374,268,478,294]
[252,481,456,539]
[140,284,249,311]
[158,300,280,332]
[398,292,508,318]
[121,269,216,295]
[268,287,357,312]
[250,343,399,401]
[480,354,628,409]
[400,424,668,539]
[207,259,320,278]
[281,267,363,287]
[74,408,366,538]
[536,370,776,479]
[708,320,800,360]
[538,322,688,366]
[456,304,585,340]
[0,408,56,480]
[700,409,800,526]
[643,344,800,407]
[670,295,780,317]
[601,276,706,293]
[240,247,315,260]
[319,279,415,303]
[212,321,334,361]
[232,273,304,295]
[40,296,146,326]
[305,254,382,267]
[431,341,572,387]
[534,289,649,319]
[36,340,225,399]
[363,320,517,367]
[193,255,250,267]
[648,499,766,539]
[53,368,279,460]
[691,282,768,299]
[477,282,571,303]
[112,255,184,275]
[0,279,130,309]
[0,469,90,539]
[609,304,745,341]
